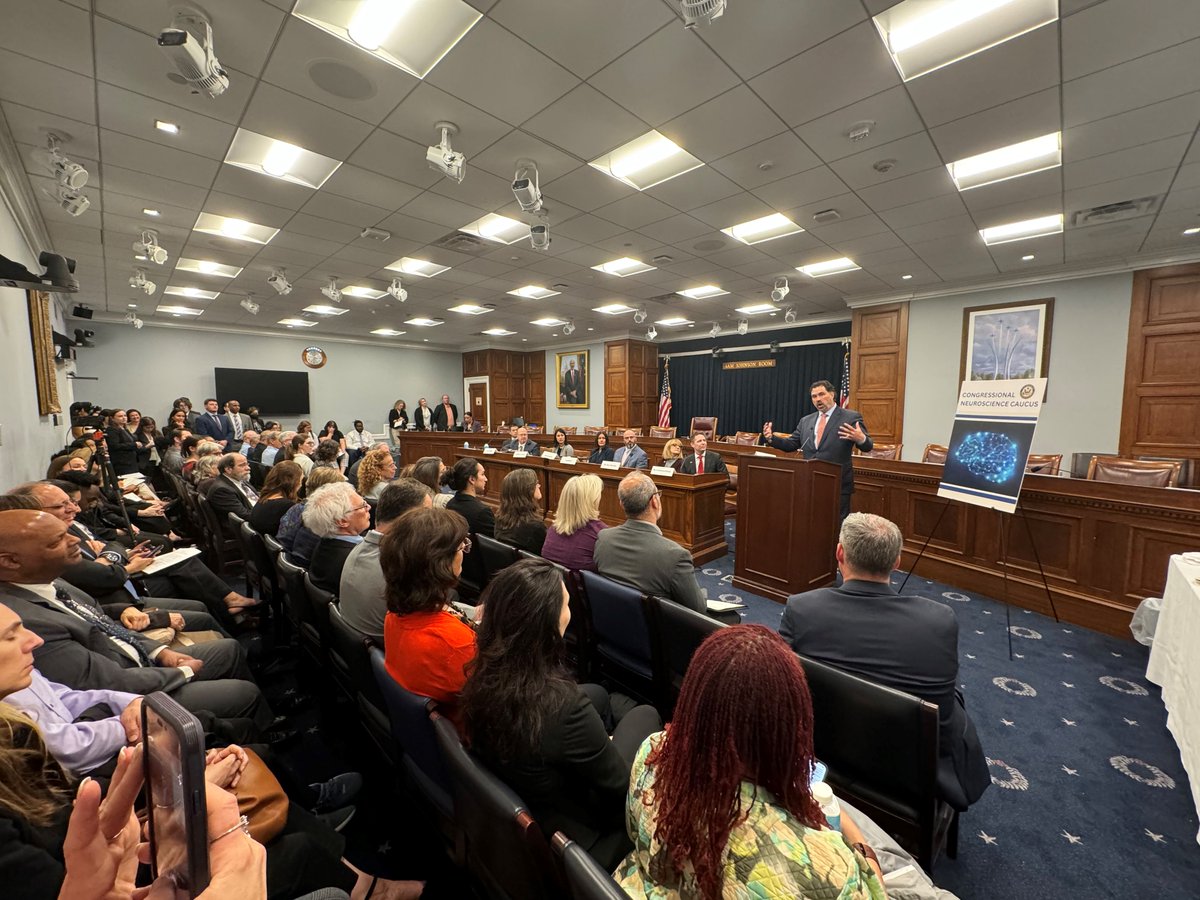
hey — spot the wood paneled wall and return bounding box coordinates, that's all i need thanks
[850,302,908,444]
[462,349,545,427]
[1120,263,1200,486]
[604,339,658,429]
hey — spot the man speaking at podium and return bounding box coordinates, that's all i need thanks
[762,380,871,522]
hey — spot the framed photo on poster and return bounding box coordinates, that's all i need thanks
[960,298,1054,392]
[556,350,588,408]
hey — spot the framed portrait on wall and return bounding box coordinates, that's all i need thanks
[960,298,1054,390]
[27,290,61,416]
[556,350,588,408]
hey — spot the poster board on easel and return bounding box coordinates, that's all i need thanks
[937,378,1047,513]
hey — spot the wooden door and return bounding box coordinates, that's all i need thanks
[469,382,489,430]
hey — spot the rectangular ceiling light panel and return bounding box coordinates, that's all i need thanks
[591,257,655,277]
[459,213,530,245]
[948,132,1060,191]
[655,316,694,327]
[531,317,568,327]
[482,327,516,336]
[292,0,482,78]
[589,130,703,190]
[303,304,348,316]
[341,286,386,299]
[677,285,728,300]
[873,0,1058,81]
[507,285,560,299]
[448,303,492,315]
[175,258,243,278]
[735,303,779,315]
[721,213,805,245]
[224,128,343,189]
[797,257,861,277]
[404,317,444,326]
[386,257,449,277]
[156,305,204,316]
[193,213,279,245]
[371,328,407,336]
[164,286,220,300]
[278,318,317,327]
[979,213,1063,245]
[592,303,636,315]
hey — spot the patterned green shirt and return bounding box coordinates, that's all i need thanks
[617,734,887,900]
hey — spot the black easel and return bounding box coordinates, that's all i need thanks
[87,440,136,537]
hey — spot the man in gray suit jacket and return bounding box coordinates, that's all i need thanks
[224,400,253,452]
[614,429,649,469]
[593,472,711,616]
[0,508,274,740]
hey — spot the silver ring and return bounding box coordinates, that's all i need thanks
[210,814,251,844]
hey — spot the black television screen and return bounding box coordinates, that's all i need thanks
[214,368,310,416]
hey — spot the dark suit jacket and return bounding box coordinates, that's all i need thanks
[502,439,539,454]
[431,403,459,431]
[0,581,187,695]
[308,537,358,593]
[587,446,615,464]
[679,450,728,476]
[779,579,989,810]
[446,492,495,538]
[194,412,230,443]
[207,475,253,533]
[593,519,704,613]
[412,406,434,431]
[767,405,871,494]
[104,426,141,475]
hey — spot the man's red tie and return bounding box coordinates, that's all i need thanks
[815,412,827,447]
[697,453,703,475]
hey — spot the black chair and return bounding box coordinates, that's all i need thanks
[228,513,260,598]
[578,571,658,705]
[302,573,343,682]
[644,594,726,719]
[552,833,632,900]
[456,532,487,601]
[797,654,958,871]
[248,460,267,490]
[196,493,242,576]
[275,556,322,672]
[518,550,594,681]
[432,713,562,900]
[369,648,457,854]
[476,534,519,585]
[326,607,392,763]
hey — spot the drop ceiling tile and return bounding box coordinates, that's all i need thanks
[689,192,777,229]
[708,132,823,191]
[969,194,1063,231]
[857,166,958,211]
[1063,135,1191,190]
[0,49,97,125]
[95,83,235,159]
[100,130,219,189]
[991,233,1065,271]
[3,102,99,158]
[794,86,924,167]
[271,230,349,257]
[371,212,449,244]
[429,166,520,214]
[299,192,391,229]
[210,165,315,210]
[751,230,830,260]
[349,130,442,189]
[958,167,1062,214]
[321,165,423,212]
[400,192,489,230]
[892,215,978,245]
[660,86,786,163]
[1063,0,1200,79]
[426,19,578,126]
[490,0,675,79]
[1173,161,1200,191]
[548,214,626,244]
[878,194,970,230]
[806,214,890,244]
[749,22,900,128]
[381,81,511,153]
[1064,92,1200,163]
[470,130,583,184]
[828,229,908,258]
[781,191,874,230]
[590,24,740,127]
[643,167,741,212]
[1064,169,1176,213]
[523,84,649,160]
[0,0,93,77]
[1159,183,1200,213]
[928,257,1000,281]
[261,15,418,125]
[240,82,372,160]
[1063,38,1200,127]
[829,133,945,190]
[542,165,635,212]
[201,191,295,228]
[751,166,849,212]
[591,230,671,256]
[102,192,197,228]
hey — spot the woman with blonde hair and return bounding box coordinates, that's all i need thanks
[661,438,684,469]
[541,473,607,572]
[495,467,546,554]
[357,446,397,499]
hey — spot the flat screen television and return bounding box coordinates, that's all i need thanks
[213,368,310,416]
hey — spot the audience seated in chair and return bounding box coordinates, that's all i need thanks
[587,431,615,465]
[411,456,452,508]
[276,468,347,568]
[249,460,302,537]
[542,474,607,574]
[779,512,990,812]
[550,428,575,459]
[616,624,886,899]
[461,559,661,871]
[303,483,372,594]
[206,453,259,536]
[494,469,547,555]
[660,439,684,470]
[356,446,397,500]
[445,457,494,538]
[679,433,728,477]
[339,479,433,643]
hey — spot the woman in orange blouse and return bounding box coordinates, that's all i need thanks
[379,506,476,717]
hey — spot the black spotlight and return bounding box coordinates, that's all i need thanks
[40,251,79,292]
[72,304,93,319]
[73,328,95,348]
[769,341,780,354]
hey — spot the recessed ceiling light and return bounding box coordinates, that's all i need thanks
[587,327,594,331]
[482,327,517,336]
[507,285,560,300]
[735,303,779,316]
[948,132,1061,191]
[677,285,729,300]
[292,0,482,78]
[798,257,861,277]
[449,303,492,315]
[303,304,348,316]
[531,317,568,327]
[591,257,656,277]
[655,316,694,327]
[156,305,203,316]
[404,316,444,327]
[459,213,530,245]
[721,213,805,245]
[371,328,406,336]
[223,128,343,189]
[175,258,242,278]
[1022,253,1036,260]
[134,255,148,261]
[589,130,704,190]
[901,273,914,280]
[979,213,1063,245]
[1184,227,1200,236]
[193,213,278,245]
[143,208,160,217]
[592,302,636,315]
[341,285,386,299]
[386,257,449,278]
[278,317,317,327]
[154,120,179,134]
[873,0,1059,81]
[127,303,137,308]
[163,286,219,300]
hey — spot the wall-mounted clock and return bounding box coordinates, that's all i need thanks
[301,346,327,369]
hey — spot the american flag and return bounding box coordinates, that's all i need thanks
[657,359,672,427]
[839,345,851,407]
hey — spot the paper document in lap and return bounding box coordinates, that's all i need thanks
[143,546,203,575]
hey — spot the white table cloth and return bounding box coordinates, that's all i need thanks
[1146,553,1200,843]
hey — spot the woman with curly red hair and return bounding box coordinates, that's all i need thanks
[617,624,886,899]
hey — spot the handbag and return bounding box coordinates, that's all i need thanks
[234,749,289,843]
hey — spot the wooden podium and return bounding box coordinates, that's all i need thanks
[733,454,842,603]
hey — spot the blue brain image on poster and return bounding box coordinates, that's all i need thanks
[951,432,1019,483]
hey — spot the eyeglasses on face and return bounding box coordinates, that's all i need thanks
[43,501,79,511]
[459,536,473,555]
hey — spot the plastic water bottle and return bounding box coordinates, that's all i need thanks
[812,782,841,832]
[463,441,470,449]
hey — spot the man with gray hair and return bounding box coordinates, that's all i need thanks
[206,453,258,536]
[303,483,372,593]
[593,471,710,615]
[779,512,990,811]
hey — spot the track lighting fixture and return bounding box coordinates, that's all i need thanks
[737,319,748,335]
[680,0,727,29]
[46,134,88,190]
[124,311,144,329]
[512,160,543,213]
[784,307,797,324]
[387,277,408,302]
[426,121,465,183]
[530,223,550,251]
[321,278,342,303]
[268,268,292,294]
[562,320,576,336]
[771,277,789,302]
[709,322,721,337]
[132,230,168,265]
[129,268,156,295]
[633,307,648,325]
[240,295,260,315]
[646,325,658,340]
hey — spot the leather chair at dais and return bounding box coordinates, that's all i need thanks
[1086,455,1181,487]
[554,426,578,434]
[921,444,949,465]
[688,416,718,440]
[1025,453,1063,475]
[583,426,604,435]
[1136,455,1192,485]
[552,832,633,900]
[648,426,677,439]
[732,431,761,446]
[856,442,902,460]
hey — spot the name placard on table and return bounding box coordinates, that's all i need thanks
[541,451,558,460]
[650,465,676,477]
[482,446,497,455]
[600,460,621,471]
[559,456,578,465]
[513,450,529,458]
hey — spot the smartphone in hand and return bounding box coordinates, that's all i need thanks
[142,692,210,897]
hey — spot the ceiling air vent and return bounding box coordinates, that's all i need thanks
[360,227,391,242]
[431,231,492,255]
[812,208,841,225]
[1070,196,1159,229]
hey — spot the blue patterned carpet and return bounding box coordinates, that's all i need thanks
[696,519,1200,898]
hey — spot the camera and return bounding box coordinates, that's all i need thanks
[530,223,550,251]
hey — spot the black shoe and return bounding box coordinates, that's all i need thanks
[265,725,300,746]
[310,772,363,813]
[272,690,313,715]
[317,805,356,833]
